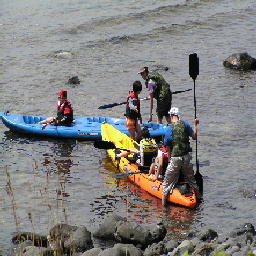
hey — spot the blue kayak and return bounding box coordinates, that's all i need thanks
[0,112,167,140]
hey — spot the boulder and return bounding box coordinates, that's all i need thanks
[93,214,126,240]
[12,232,48,247]
[114,221,166,248]
[223,52,256,70]
[64,226,93,253]
[68,76,80,85]
[97,243,142,256]
[81,247,103,256]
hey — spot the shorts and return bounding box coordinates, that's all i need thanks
[156,91,172,118]
[125,117,138,130]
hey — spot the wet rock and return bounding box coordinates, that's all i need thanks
[143,241,166,256]
[199,229,218,242]
[229,223,256,238]
[68,76,80,85]
[192,243,215,256]
[13,240,33,256]
[168,240,195,256]
[223,52,256,70]
[93,214,127,240]
[18,246,54,256]
[164,239,179,253]
[12,232,48,247]
[53,50,73,59]
[114,222,166,248]
[63,226,93,253]
[97,243,143,256]
[81,247,102,256]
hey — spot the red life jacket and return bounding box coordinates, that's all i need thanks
[125,91,141,119]
[159,146,168,173]
[57,99,72,114]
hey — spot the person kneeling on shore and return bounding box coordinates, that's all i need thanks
[38,89,73,130]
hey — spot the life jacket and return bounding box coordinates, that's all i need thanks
[57,99,73,123]
[139,138,158,166]
[146,71,171,99]
[170,120,190,157]
[159,146,168,173]
[125,91,140,119]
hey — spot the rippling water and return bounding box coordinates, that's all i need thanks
[1,0,256,254]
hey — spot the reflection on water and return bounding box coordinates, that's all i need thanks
[99,155,198,240]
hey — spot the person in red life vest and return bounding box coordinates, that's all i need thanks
[125,81,143,141]
[39,89,73,130]
[148,144,168,181]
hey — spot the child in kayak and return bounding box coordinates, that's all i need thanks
[125,80,143,141]
[115,126,158,167]
[38,89,73,129]
[148,144,168,181]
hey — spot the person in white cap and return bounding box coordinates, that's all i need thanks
[162,107,199,206]
[138,67,172,124]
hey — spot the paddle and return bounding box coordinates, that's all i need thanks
[98,89,192,109]
[112,166,148,178]
[93,140,137,153]
[189,53,203,195]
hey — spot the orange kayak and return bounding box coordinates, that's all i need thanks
[101,123,197,208]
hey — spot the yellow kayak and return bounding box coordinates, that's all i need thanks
[101,123,197,208]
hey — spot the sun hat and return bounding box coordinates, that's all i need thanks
[168,107,179,116]
[57,89,67,96]
[137,66,148,74]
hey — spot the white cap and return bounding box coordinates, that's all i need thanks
[168,107,179,116]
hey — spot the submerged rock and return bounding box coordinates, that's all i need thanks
[223,52,256,70]
[68,76,80,85]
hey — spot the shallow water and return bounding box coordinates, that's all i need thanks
[1,0,256,254]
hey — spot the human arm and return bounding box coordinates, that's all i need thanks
[151,155,163,182]
[163,126,172,162]
[147,79,155,122]
[184,119,198,140]
[192,119,198,140]
[148,93,154,122]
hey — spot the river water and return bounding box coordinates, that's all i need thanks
[1,0,256,254]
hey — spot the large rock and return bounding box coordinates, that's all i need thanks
[64,226,93,253]
[12,232,48,247]
[17,246,54,256]
[48,223,93,254]
[93,214,127,240]
[114,222,166,248]
[98,243,142,256]
[81,248,102,256]
[223,52,256,70]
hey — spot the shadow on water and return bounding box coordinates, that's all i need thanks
[97,155,199,240]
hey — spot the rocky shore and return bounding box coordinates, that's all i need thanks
[9,214,256,256]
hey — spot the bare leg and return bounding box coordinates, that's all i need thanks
[128,128,136,141]
[157,115,163,124]
[165,115,171,124]
[134,120,142,141]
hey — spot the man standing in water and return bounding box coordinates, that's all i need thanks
[138,66,172,124]
[162,107,199,206]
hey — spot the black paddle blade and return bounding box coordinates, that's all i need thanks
[195,161,203,194]
[172,88,192,94]
[98,101,126,109]
[93,141,116,150]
